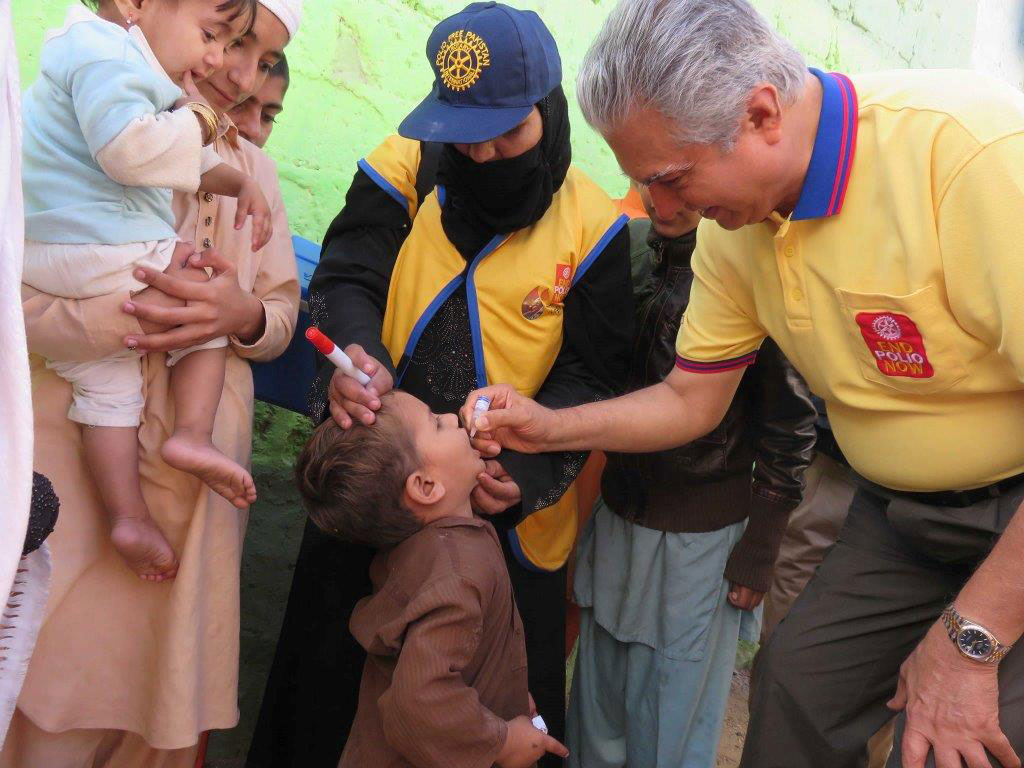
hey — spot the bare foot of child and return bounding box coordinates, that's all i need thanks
[110,516,179,582]
[162,435,257,509]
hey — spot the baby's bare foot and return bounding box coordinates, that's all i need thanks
[162,435,257,509]
[110,517,179,582]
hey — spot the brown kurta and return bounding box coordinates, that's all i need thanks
[342,516,531,768]
[7,120,299,751]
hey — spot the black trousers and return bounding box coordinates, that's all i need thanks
[742,482,1024,768]
[246,518,567,768]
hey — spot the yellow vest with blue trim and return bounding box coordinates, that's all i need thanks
[362,135,626,571]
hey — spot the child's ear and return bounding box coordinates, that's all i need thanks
[113,0,143,20]
[405,470,447,508]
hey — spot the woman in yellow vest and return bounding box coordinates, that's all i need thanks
[251,4,632,766]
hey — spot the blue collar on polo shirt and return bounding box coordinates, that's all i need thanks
[791,68,858,221]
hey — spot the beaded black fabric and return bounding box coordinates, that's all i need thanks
[23,472,60,556]
[402,286,476,410]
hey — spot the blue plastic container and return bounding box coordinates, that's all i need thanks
[250,234,320,416]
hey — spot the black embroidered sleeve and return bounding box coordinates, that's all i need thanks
[307,168,410,421]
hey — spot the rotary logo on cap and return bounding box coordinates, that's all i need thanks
[398,2,562,144]
[436,30,491,92]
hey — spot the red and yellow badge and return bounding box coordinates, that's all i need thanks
[552,263,572,304]
[855,312,934,379]
[521,264,574,320]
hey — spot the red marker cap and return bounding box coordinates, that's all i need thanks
[305,327,336,356]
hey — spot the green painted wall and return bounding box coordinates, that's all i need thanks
[15,0,978,244]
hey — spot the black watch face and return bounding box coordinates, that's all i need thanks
[958,628,994,659]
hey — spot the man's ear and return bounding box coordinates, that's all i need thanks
[405,469,447,508]
[745,83,784,146]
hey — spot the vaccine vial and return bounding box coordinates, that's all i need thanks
[469,395,491,437]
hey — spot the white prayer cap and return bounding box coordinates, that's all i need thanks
[258,0,302,40]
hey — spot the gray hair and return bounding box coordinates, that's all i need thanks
[577,0,807,148]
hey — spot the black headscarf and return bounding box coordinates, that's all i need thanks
[437,85,572,258]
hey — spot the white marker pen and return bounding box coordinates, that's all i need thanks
[305,327,372,386]
[469,395,491,438]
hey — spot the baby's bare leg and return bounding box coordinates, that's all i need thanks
[49,354,178,581]
[81,426,179,581]
[162,348,257,509]
[156,254,255,507]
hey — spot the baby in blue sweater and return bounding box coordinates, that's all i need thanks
[22,0,270,581]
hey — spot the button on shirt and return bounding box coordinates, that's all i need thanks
[198,197,216,251]
[675,68,1024,492]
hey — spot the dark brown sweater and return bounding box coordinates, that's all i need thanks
[341,516,531,768]
[601,220,816,592]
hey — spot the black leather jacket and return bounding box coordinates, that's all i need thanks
[601,220,817,591]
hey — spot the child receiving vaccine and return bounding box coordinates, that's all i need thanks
[296,390,569,768]
[21,0,271,581]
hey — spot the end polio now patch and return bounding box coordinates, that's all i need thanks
[855,312,935,379]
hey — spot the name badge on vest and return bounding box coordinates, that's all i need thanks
[522,263,573,320]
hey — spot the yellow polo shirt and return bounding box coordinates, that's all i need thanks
[676,68,1024,492]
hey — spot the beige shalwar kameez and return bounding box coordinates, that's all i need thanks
[0,121,299,768]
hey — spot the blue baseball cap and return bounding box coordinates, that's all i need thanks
[398,2,562,144]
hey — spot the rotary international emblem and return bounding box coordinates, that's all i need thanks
[856,311,934,379]
[871,314,902,341]
[436,30,491,92]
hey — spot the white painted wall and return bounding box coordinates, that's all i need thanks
[973,0,1024,89]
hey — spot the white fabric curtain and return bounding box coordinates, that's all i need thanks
[0,0,35,742]
[0,546,50,746]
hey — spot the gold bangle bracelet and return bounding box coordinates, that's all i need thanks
[197,111,217,145]
[185,101,218,146]
[188,102,217,132]
[188,110,215,146]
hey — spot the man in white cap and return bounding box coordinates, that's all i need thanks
[1,1,302,764]
[191,0,298,116]
[251,0,300,42]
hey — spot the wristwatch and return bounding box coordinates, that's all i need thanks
[941,605,1013,664]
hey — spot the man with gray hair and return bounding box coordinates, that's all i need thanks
[459,1,1024,767]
